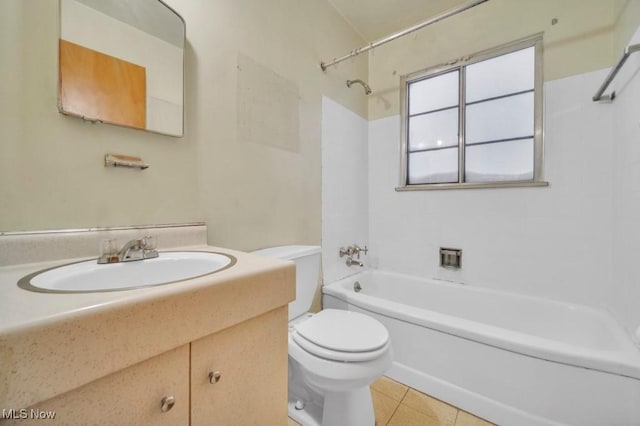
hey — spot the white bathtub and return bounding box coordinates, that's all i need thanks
[322,270,640,426]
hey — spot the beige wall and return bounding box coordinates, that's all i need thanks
[167,0,367,250]
[5,0,629,248]
[0,0,201,232]
[614,0,640,50]
[368,0,620,120]
[0,0,367,253]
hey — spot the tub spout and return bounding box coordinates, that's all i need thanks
[346,257,363,267]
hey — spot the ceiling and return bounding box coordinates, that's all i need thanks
[327,0,473,41]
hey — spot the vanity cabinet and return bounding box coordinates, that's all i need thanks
[1,235,295,426]
[191,306,288,425]
[10,307,288,426]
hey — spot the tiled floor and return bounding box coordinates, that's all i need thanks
[288,376,495,426]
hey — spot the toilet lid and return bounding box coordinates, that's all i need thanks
[292,330,390,362]
[293,309,389,353]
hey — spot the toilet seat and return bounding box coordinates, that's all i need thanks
[292,309,390,362]
[292,331,391,361]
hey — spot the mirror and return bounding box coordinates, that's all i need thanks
[58,0,185,137]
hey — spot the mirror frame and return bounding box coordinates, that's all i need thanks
[57,0,186,137]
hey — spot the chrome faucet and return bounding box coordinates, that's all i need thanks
[339,244,368,267]
[98,236,158,264]
[351,244,368,257]
[346,257,364,267]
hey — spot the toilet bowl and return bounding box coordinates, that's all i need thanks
[289,309,392,425]
[253,246,392,426]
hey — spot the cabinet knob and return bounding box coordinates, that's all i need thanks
[209,370,222,384]
[160,396,175,412]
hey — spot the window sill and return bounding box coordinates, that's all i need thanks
[395,181,549,191]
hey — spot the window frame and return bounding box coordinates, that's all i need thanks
[397,34,547,191]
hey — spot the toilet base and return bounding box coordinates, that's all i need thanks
[288,386,375,426]
[289,354,323,426]
[322,387,375,426]
[288,397,322,426]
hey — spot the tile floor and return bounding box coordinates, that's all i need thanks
[288,376,495,426]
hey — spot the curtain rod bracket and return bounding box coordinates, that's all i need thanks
[593,43,640,102]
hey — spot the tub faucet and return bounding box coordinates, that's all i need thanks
[98,236,158,264]
[346,257,364,267]
[339,244,368,258]
[339,244,368,267]
[351,244,368,258]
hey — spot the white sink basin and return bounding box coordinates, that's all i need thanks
[18,251,236,293]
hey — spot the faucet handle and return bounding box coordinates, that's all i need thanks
[98,239,119,264]
[100,239,117,256]
[141,236,159,259]
[351,244,368,258]
[339,246,353,257]
[142,235,156,250]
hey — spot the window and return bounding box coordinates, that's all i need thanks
[398,35,547,190]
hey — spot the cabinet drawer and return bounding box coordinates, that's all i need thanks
[4,345,189,426]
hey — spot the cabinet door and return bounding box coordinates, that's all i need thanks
[191,306,288,425]
[6,345,189,426]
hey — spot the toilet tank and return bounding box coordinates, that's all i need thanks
[252,245,321,321]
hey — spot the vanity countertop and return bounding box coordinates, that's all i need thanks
[0,245,287,333]
[0,245,295,409]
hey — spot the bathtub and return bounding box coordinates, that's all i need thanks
[322,270,640,426]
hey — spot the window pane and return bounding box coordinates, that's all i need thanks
[409,70,459,115]
[466,92,534,144]
[466,46,534,103]
[465,139,533,182]
[408,148,458,184]
[408,108,458,152]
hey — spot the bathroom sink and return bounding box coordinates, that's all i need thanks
[18,251,236,293]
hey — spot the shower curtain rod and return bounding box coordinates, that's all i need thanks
[592,43,640,102]
[320,0,489,71]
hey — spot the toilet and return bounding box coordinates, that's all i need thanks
[252,245,392,426]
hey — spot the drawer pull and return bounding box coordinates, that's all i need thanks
[209,370,222,384]
[160,396,175,412]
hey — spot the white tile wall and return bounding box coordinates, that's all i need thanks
[321,97,369,283]
[322,28,640,333]
[613,27,640,332]
[368,69,618,319]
